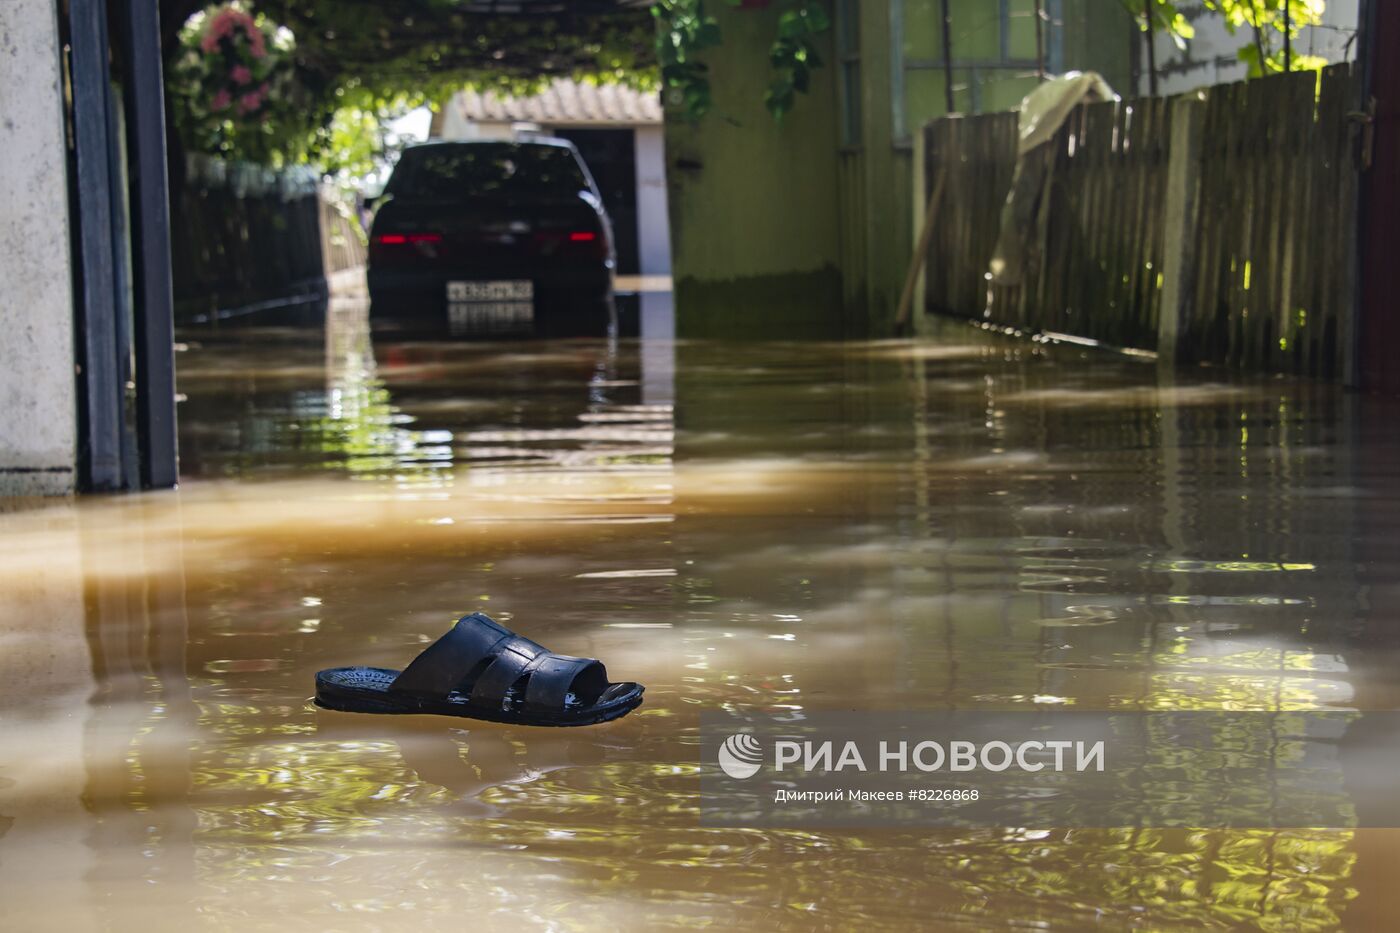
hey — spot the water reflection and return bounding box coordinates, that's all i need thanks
[1,301,1399,928]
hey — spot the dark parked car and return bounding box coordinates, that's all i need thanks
[367,138,615,335]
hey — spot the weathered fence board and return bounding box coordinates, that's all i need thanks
[922,65,1360,378]
[172,156,366,322]
[925,112,1014,325]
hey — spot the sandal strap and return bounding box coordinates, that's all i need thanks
[388,613,609,713]
[525,655,608,713]
[390,613,514,700]
[467,635,549,709]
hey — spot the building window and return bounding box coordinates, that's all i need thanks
[893,0,1063,143]
[837,0,862,149]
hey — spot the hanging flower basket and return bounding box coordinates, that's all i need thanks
[172,3,300,163]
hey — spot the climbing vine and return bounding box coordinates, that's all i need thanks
[1130,0,1332,82]
[652,0,722,116]
[165,0,836,167]
[164,0,657,168]
[1209,0,1331,76]
[653,0,831,119]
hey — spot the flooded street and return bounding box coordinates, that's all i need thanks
[4,294,1400,930]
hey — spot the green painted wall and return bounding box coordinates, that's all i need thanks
[664,4,844,339]
[1061,0,1136,93]
[853,0,907,336]
[663,0,1137,339]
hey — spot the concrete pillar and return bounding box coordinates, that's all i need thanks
[634,127,675,408]
[0,0,77,495]
[634,125,672,279]
[1157,95,1206,368]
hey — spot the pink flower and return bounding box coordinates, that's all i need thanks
[237,90,263,115]
[210,89,231,111]
[200,9,236,52]
[231,65,252,84]
[200,8,263,57]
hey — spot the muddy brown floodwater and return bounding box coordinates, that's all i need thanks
[3,296,1400,931]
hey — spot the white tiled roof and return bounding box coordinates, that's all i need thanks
[453,78,662,127]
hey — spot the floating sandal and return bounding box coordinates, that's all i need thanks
[315,613,644,726]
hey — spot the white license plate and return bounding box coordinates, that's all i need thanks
[447,279,533,301]
[447,301,534,334]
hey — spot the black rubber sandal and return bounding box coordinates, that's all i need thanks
[315,613,644,726]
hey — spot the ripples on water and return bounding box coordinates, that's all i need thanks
[2,296,1400,929]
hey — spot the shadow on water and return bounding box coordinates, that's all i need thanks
[2,293,1400,928]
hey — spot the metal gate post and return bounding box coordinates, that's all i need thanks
[68,0,126,491]
[118,0,179,488]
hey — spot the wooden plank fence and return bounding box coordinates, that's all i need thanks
[1187,67,1358,375]
[921,65,1361,378]
[172,155,367,323]
[923,111,1020,327]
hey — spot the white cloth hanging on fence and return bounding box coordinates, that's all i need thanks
[1015,71,1118,155]
[989,71,1118,286]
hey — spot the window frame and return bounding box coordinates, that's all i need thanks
[836,0,863,151]
[891,0,1066,145]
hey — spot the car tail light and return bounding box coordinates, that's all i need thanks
[372,232,442,245]
[370,232,443,264]
[533,229,605,259]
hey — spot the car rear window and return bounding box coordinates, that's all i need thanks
[385,144,590,200]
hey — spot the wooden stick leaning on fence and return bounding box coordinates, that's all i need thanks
[894,167,947,336]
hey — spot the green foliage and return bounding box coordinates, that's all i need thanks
[167,0,834,165]
[1125,0,1196,50]
[165,0,657,170]
[653,0,831,120]
[652,0,723,117]
[765,2,830,119]
[314,89,430,181]
[1131,0,1330,78]
[1212,0,1331,76]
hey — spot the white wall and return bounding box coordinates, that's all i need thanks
[435,106,517,141]
[0,0,76,495]
[1145,0,1360,96]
